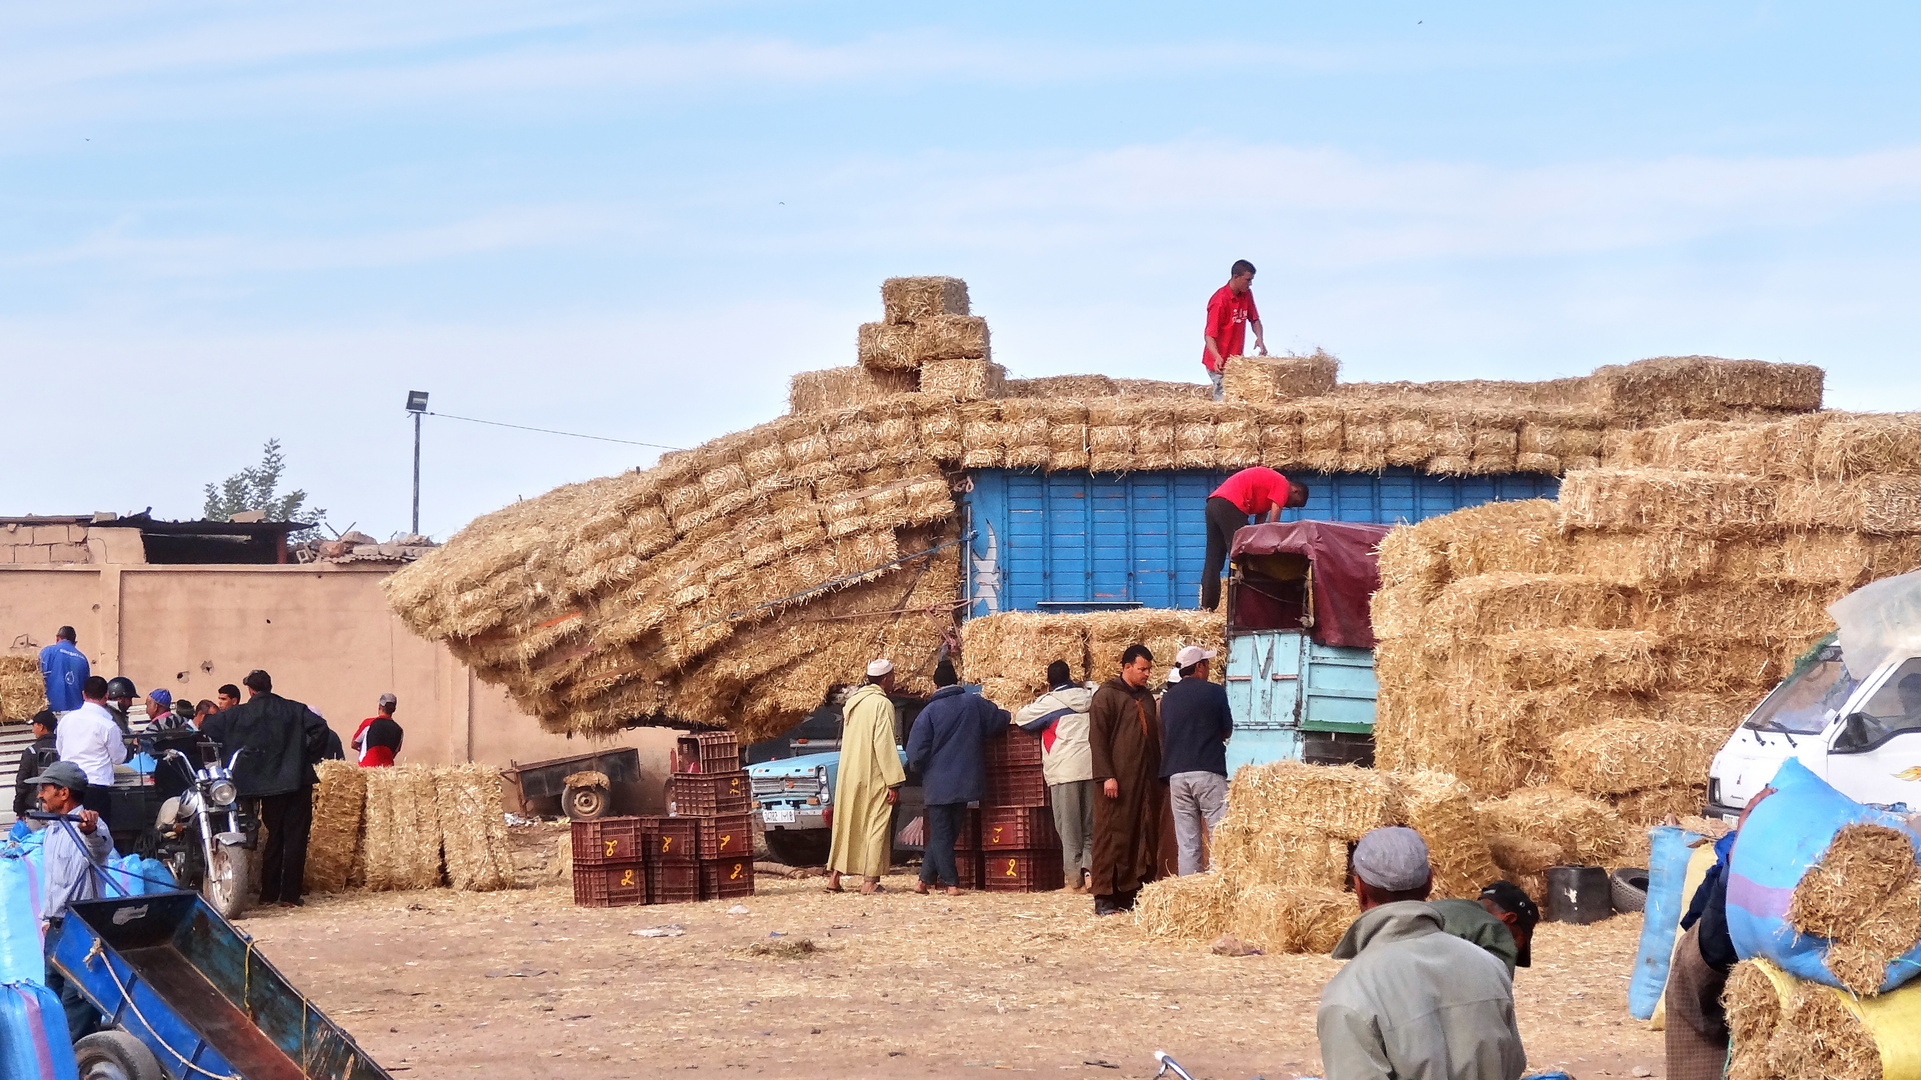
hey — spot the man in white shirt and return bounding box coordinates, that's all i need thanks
[53,675,127,828]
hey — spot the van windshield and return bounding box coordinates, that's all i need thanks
[1744,653,1858,735]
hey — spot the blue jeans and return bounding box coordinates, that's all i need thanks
[919,803,965,888]
[1207,368,1225,401]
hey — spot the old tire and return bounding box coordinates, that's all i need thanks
[75,1030,168,1080]
[762,829,830,867]
[1611,867,1650,914]
[205,841,251,920]
[565,784,610,821]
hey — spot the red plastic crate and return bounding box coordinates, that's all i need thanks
[573,861,647,907]
[673,772,751,816]
[980,806,1058,850]
[949,850,985,890]
[951,807,982,851]
[640,816,701,863]
[570,817,643,867]
[984,727,1043,769]
[649,862,701,904]
[698,856,756,900]
[674,731,741,776]
[981,848,1065,892]
[982,763,1048,809]
[696,814,753,860]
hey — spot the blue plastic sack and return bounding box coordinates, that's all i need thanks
[1727,758,1921,993]
[0,855,46,985]
[5,821,27,843]
[1628,825,1707,1019]
[0,980,79,1080]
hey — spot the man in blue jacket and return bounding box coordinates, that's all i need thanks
[907,659,1010,896]
[38,625,90,714]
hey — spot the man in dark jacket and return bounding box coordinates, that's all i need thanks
[12,710,60,819]
[1159,645,1233,876]
[906,659,1010,895]
[1088,644,1166,915]
[202,669,327,907]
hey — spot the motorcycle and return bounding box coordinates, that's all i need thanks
[151,740,254,919]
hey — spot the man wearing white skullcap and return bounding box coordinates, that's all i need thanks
[825,660,905,895]
[1317,826,1526,1080]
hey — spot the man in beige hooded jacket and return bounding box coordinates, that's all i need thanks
[1013,660,1095,890]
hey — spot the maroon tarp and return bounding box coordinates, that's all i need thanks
[1229,520,1392,649]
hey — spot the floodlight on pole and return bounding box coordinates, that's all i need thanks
[406,391,428,534]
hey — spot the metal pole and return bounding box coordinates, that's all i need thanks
[412,410,422,535]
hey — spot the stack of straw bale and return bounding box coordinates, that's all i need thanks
[958,609,1226,709]
[0,655,45,723]
[387,270,1831,744]
[1724,958,1902,1080]
[1221,351,1340,404]
[307,762,519,894]
[1138,761,1499,953]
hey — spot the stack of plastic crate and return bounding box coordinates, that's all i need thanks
[978,728,1063,891]
[571,817,647,907]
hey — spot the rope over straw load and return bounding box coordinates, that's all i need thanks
[385,271,1835,739]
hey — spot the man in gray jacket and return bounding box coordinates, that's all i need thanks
[1013,661,1095,891]
[1317,827,1526,1080]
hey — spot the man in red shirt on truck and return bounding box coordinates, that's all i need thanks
[1202,466,1309,610]
[1202,259,1266,401]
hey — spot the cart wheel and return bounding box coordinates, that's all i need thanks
[75,1030,168,1080]
[565,784,610,821]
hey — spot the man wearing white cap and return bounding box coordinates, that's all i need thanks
[1158,645,1233,875]
[1318,826,1526,1080]
[825,660,906,894]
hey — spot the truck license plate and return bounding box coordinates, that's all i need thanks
[763,807,797,824]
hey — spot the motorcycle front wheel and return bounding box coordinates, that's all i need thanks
[204,841,252,919]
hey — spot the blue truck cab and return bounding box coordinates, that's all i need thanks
[746,691,927,866]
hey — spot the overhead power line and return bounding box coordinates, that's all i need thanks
[426,411,684,452]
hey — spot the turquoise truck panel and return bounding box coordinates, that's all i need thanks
[1224,630,1378,773]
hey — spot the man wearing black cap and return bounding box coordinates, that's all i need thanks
[1433,880,1539,978]
[1318,826,1526,1080]
[12,710,60,821]
[203,669,328,907]
[25,760,115,1041]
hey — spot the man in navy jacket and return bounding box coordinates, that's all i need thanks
[907,659,1010,895]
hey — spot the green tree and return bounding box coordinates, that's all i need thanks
[202,439,326,536]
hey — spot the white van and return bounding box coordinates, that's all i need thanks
[1706,636,1921,821]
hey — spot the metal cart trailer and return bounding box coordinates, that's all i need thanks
[499,746,644,820]
[49,890,391,1080]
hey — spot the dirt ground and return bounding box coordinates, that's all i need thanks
[240,825,1667,1080]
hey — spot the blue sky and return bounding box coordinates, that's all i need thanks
[5,3,1920,538]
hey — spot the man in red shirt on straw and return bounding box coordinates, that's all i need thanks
[1202,259,1266,401]
[1203,466,1309,610]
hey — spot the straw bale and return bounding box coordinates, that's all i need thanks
[1813,413,1921,481]
[1476,786,1628,867]
[434,764,516,892]
[1384,411,1434,467]
[957,401,1004,469]
[1642,584,1834,645]
[1723,961,1783,1080]
[1468,423,1520,474]
[1464,630,1663,693]
[1375,524,1452,597]
[1768,982,1881,1080]
[1213,813,1349,894]
[1557,469,1777,535]
[1393,770,1500,899]
[1000,399,1053,469]
[918,408,963,459]
[1548,721,1726,795]
[1662,641,1782,693]
[1134,872,1232,941]
[304,760,367,895]
[1002,374,1117,398]
[1228,886,1357,955]
[1042,401,1090,471]
[1227,760,1398,843]
[857,321,919,371]
[1424,454,1471,475]
[1135,404,1177,470]
[1297,403,1345,473]
[1780,475,1921,536]
[1373,684,1554,796]
[881,275,969,323]
[791,361,918,411]
[1368,583,1427,641]
[1174,400,1221,470]
[921,358,1006,402]
[0,655,45,723]
[360,765,446,890]
[960,611,1089,688]
[1213,403,1261,468]
[1424,573,1635,636]
[1257,406,1303,467]
[1219,350,1339,403]
[912,314,991,362]
[1340,406,1391,473]
[1514,452,1561,474]
[1590,356,1825,420]
[1486,832,1568,879]
[1113,378,1211,399]
[1787,824,1919,941]
[1609,785,1709,826]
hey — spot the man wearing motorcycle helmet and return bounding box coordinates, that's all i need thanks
[104,675,138,735]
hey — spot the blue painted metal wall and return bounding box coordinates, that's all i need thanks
[963,467,1559,616]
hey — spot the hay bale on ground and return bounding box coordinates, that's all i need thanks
[1393,770,1499,899]
[1228,886,1357,955]
[0,655,45,723]
[1486,832,1568,880]
[1135,872,1231,941]
[434,765,517,892]
[788,366,917,414]
[1548,722,1727,795]
[360,765,445,890]
[1226,761,1397,843]
[1213,816,1350,894]
[1220,350,1339,403]
[304,760,367,895]
[1476,786,1628,867]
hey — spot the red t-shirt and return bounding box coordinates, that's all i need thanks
[1201,284,1260,372]
[1210,467,1291,516]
